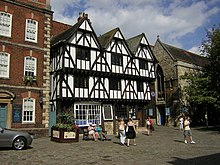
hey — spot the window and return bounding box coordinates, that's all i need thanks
[25,19,38,43]
[74,103,101,126]
[139,60,148,69]
[23,98,35,123]
[137,81,144,92]
[74,76,89,88]
[76,47,90,61]
[109,78,121,90]
[24,56,37,77]
[0,52,10,78]
[0,12,12,37]
[111,53,123,66]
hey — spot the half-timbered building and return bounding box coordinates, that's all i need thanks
[50,13,157,133]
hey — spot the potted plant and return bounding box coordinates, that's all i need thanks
[51,112,79,143]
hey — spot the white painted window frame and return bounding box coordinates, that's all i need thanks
[0,52,10,78]
[22,98,35,123]
[74,102,101,126]
[24,56,37,77]
[0,12,12,37]
[25,19,38,43]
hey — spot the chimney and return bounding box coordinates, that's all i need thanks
[77,12,89,22]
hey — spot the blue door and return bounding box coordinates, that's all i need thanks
[0,104,7,128]
[49,111,56,136]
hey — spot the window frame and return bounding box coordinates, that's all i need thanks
[74,103,101,126]
[76,47,90,61]
[0,12,12,37]
[0,52,10,78]
[137,81,144,92]
[22,98,35,123]
[111,53,123,66]
[24,56,37,77]
[109,78,121,91]
[74,76,89,88]
[25,19,38,43]
[139,59,148,70]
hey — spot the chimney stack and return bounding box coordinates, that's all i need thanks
[77,12,89,22]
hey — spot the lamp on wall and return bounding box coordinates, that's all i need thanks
[39,91,43,104]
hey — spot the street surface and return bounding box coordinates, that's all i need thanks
[0,126,220,165]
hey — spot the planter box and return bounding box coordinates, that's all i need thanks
[51,127,79,143]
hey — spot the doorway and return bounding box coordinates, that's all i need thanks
[0,104,7,128]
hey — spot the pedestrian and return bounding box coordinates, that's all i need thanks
[88,123,99,141]
[184,116,195,144]
[118,118,126,145]
[126,118,136,147]
[146,116,153,135]
[179,117,184,131]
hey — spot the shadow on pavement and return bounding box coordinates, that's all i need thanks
[193,126,220,133]
[167,153,220,165]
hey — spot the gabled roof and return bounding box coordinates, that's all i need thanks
[98,27,119,48]
[126,33,143,54]
[51,17,86,46]
[157,39,207,67]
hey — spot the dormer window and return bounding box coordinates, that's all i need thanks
[0,12,12,37]
[25,19,38,43]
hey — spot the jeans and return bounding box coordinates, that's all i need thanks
[119,130,126,144]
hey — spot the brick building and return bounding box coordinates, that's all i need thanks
[0,0,53,136]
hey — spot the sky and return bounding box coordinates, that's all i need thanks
[50,0,220,54]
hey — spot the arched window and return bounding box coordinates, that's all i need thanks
[156,65,165,99]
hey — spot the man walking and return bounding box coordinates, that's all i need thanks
[184,116,195,144]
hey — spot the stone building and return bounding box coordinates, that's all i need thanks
[153,37,207,126]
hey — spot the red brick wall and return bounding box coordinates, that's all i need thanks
[51,20,72,37]
[0,0,52,130]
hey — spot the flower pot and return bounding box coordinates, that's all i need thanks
[51,127,79,143]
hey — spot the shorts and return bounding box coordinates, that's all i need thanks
[184,130,192,137]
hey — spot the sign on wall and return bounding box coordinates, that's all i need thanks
[102,104,113,120]
[12,104,22,123]
[165,107,170,116]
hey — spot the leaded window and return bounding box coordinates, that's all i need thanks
[0,52,10,78]
[109,78,121,90]
[74,103,101,126]
[76,47,90,61]
[74,76,89,88]
[25,19,38,43]
[0,12,12,37]
[111,53,123,66]
[137,81,144,92]
[139,59,148,69]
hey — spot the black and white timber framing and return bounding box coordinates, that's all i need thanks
[50,13,157,128]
